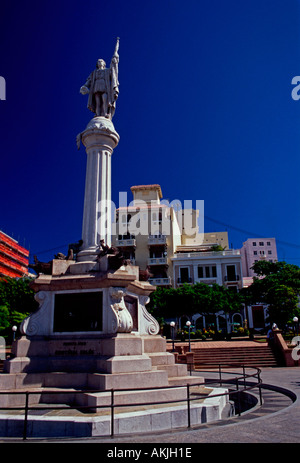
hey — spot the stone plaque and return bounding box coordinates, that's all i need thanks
[53,292,103,332]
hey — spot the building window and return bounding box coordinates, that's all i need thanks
[259,242,264,246]
[226,265,237,281]
[197,265,217,279]
[252,242,256,246]
[267,241,271,246]
[179,267,190,283]
[253,251,257,255]
[268,250,272,255]
[179,267,192,283]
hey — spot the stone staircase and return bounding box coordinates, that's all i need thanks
[189,344,280,369]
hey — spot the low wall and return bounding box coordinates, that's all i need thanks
[273,331,299,367]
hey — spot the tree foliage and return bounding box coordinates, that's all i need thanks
[241,261,300,327]
[0,277,38,335]
[0,306,10,331]
[148,282,243,321]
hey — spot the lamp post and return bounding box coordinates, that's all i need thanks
[170,321,175,352]
[186,321,191,352]
[293,316,299,337]
[12,325,17,342]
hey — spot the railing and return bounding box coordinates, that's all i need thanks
[148,235,167,245]
[224,275,240,282]
[177,277,193,284]
[0,364,263,440]
[148,257,168,265]
[115,239,136,247]
[174,250,241,258]
[149,277,171,286]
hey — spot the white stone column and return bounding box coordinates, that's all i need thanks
[77,117,119,262]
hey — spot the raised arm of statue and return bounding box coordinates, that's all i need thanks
[111,37,120,66]
[114,37,120,60]
[110,38,120,109]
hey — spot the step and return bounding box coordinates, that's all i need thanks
[78,386,190,412]
[156,363,188,377]
[168,375,204,386]
[148,352,176,366]
[87,369,169,390]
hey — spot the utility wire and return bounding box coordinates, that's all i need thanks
[204,215,300,250]
[31,217,300,257]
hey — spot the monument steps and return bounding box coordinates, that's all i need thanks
[168,376,204,386]
[77,386,190,411]
[147,352,177,366]
[155,363,189,377]
[86,369,169,390]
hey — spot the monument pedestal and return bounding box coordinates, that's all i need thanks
[0,116,202,412]
[1,258,202,409]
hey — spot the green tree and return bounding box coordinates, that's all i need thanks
[0,306,10,331]
[0,277,38,335]
[149,282,243,321]
[241,261,300,327]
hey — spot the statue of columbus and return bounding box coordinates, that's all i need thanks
[80,38,119,120]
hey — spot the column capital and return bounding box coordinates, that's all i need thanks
[81,116,120,151]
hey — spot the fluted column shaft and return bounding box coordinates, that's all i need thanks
[77,117,119,262]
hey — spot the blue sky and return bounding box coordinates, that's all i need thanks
[1,0,300,266]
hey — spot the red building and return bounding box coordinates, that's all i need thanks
[0,231,29,278]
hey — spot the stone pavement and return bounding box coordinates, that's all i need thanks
[22,366,298,444]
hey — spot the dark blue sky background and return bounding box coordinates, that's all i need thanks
[1,0,300,266]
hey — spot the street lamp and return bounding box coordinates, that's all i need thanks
[12,325,17,342]
[186,321,191,352]
[293,317,299,337]
[170,321,175,352]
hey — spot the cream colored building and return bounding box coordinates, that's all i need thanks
[112,185,181,286]
[112,184,243,290]
[172,245,243,291]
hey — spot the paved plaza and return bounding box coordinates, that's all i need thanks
[79,367,299,444]
[0,366,295,444]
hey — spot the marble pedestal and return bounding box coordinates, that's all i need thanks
[1,257,202,409]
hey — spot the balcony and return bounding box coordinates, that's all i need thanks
[174,249,241,258]
[148,257,168,266]
[115,238,136,247]
[148,235,167,246]
[149,277,172,286]
[224,274,240,282]
[177,277,193,285]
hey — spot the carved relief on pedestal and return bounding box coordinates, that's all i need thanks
[109,288,133,333]
[20,291,52,336]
